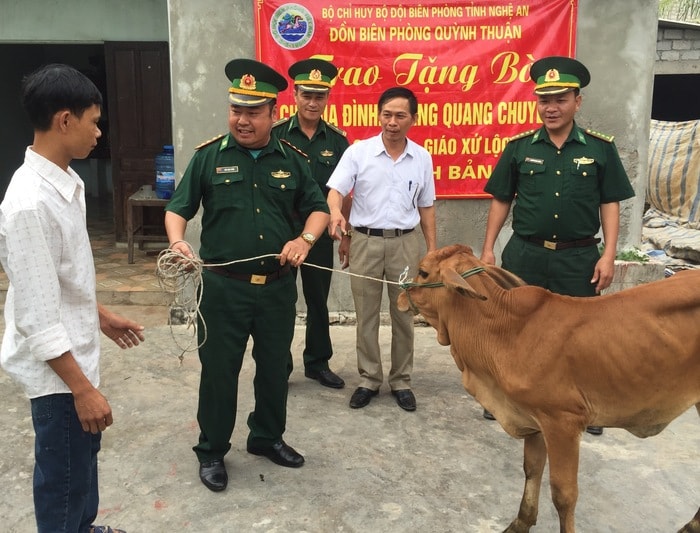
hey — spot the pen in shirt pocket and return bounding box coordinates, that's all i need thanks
[408,180,412,191]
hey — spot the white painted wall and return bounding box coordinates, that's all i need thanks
[0,0,168,42]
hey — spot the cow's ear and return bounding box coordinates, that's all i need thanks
[443,268,487,300]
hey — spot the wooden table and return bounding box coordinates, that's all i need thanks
[126,187,169,264]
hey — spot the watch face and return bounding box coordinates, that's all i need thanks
[302,232,316,243]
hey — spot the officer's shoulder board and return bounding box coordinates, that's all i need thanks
[326,122,347,137]
[279,137,309,159]
[584,128,614,143]
[273,117,291,129]
[508,129,537,142]
[195,133,226,150]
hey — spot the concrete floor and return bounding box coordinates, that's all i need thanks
[0,307,698,533]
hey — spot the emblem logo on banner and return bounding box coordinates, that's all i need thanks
[270,3,315,50]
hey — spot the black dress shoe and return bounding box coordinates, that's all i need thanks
[247,440,305,468]
[305,368,345,389]
[586,426,604,436]
[392,389,416,411]
[199,459,227,492]
[349,386,378,408]
[483,409,496,420]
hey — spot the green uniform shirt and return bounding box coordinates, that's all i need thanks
[166,133,329,274]
[484,123,635,241]
[272,115,349,196]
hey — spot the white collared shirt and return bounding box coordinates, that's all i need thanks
[0,147,99,398]
[327,132,435,229]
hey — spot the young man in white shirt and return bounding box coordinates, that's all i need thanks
[0,63,145,533]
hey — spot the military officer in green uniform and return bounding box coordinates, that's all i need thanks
[480,56,635,435]
[165,58,330,492]
[272,58,350,389]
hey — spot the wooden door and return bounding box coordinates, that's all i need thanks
[105,41,172,241]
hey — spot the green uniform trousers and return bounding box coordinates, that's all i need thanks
[502,233,600,297]
[298,232,334,371]
[193,269,296,462]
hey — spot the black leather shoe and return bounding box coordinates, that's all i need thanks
[392,389,417,411]
[349,386,378,408]
[199,459,227,492]
[586,426,603,436]
[483,409,496,420]
[247,440,305,468]
[305,368,345,389]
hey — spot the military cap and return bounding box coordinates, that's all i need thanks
[225,58,288,106]
[530,56,590,95]
[288,58,338,93]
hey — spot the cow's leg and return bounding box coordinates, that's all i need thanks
[678,506,700,533]
[542,427,581,533]
[503,432,547,533]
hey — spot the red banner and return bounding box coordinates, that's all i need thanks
[255,0,577,198]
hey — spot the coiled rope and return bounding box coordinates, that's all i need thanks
[155,245,409,363]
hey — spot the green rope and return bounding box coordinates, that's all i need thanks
[399,266,486,315]
[398,266,486,289]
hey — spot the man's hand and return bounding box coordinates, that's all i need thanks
[591,255,615,293]
[338,234,351,269]
[279,237,311,267]
[480,249,496,265]
[170,240,195,259]
[168,240,198,271]
[99,305,145,349]
[73,388,113,434]
[328,209,348,241]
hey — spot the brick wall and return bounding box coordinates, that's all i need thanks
[657,21,700,73]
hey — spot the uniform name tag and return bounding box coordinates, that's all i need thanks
[573,157,595,170]
[524,157,544,165]
[216,166,239,174]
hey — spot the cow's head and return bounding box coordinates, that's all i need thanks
[397,244,525,345]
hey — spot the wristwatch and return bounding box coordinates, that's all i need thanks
[301,232,316,247]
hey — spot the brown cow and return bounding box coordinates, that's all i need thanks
[396,244,700,533]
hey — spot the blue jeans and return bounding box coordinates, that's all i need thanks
[31,393,101,533]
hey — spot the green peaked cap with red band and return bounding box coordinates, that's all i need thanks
[225,58,288,106]
[288,58,338,93]
[530,56,590,95]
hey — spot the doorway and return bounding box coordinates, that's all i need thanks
[0,42,172,242]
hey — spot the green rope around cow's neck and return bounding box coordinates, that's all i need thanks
[399,265,486,315]
[398,266,486,289]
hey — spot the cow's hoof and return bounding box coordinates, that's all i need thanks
[503,518,532,533]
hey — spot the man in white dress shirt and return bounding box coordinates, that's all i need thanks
[327,86,437,412]
[0,64,145,533]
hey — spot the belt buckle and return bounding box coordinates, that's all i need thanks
[250,274,267,285]
[382,229,396,238]
[543,240,557,250]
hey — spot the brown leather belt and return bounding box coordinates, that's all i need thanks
[518,234,601,251]
[354,227,414,237]
[205,264,291,284]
